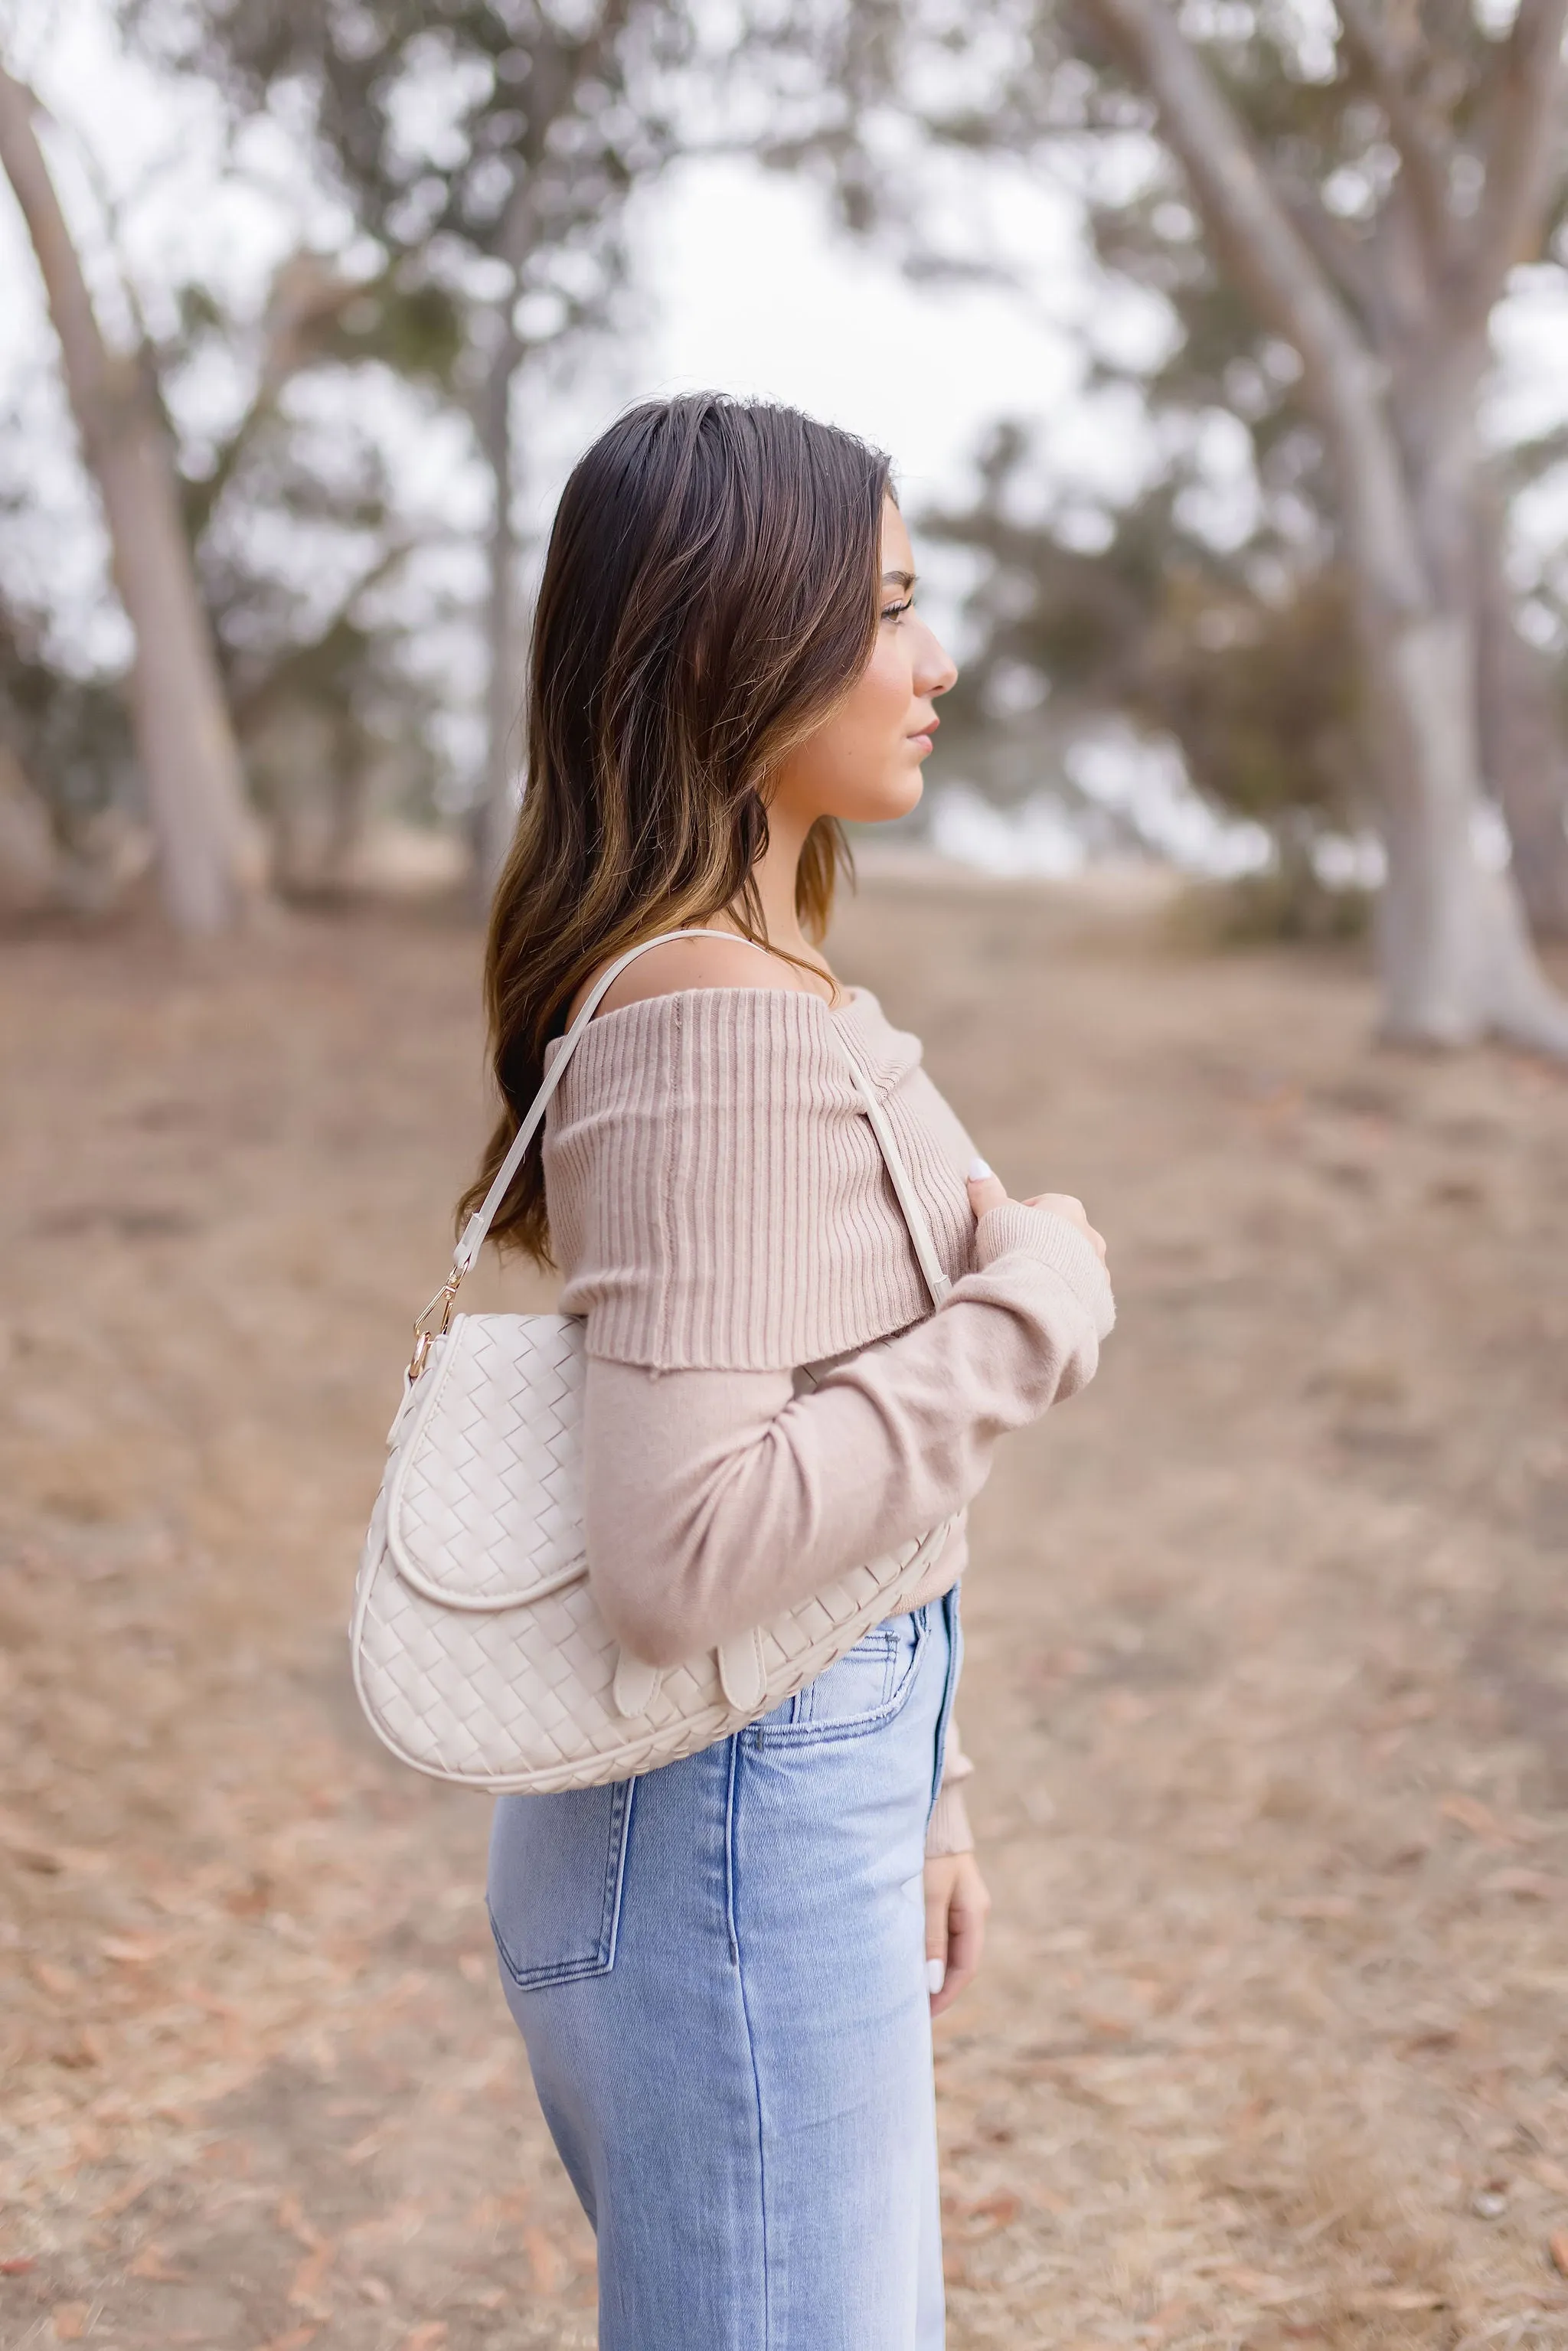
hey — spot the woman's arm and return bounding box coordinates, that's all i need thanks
[583,1203,1112,1667]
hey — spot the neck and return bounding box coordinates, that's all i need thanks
[728,799,831,978]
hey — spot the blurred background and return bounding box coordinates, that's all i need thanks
[3,4,1568,2347]
[4,0,1568,994]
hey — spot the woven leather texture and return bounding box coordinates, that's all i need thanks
[386,1314,585,1605]
[351,1311,948,1795]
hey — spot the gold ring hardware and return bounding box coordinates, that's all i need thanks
[407,1272,464,1383]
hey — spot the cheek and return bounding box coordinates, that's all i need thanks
[835,642,911,757]
[773,637,921,824]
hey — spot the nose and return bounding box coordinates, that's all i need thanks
[915,619,958,700]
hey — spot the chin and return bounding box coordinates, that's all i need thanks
[841,769,925,828]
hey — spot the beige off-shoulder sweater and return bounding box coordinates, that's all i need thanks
[541,982,1115,1856]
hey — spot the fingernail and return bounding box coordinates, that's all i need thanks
[926,1958,946,1994]
[966,1157,993,1181]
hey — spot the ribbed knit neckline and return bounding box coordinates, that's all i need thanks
[541,983,978,1371]
[545,980,869,1065]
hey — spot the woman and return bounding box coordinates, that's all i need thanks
[469,394,1112,2349]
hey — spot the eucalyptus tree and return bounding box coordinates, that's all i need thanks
[145,0,699,884]
[0,55,256,932]
[852,0,1568,1049]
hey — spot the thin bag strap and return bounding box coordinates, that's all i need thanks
[833,1037,952,1307]
[422,927,952,1344]
[452,928,738,1274]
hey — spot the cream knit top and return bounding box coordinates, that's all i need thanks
[542,981,1116,1856]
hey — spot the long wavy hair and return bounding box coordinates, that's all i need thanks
[460,393,893,1265]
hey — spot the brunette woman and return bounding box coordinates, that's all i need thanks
[469,394,1112,2349]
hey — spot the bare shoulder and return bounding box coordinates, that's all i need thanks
[570,933,822,1024]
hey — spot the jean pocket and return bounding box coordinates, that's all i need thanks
[751,1611,926,1746]
[486,1778,635,1990]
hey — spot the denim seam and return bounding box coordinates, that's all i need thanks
[600,1778,635,1971]
[927,1586,962,1820]
[488,1778,633,1990]
[724,1735,740,1966]
[727,1735,772,2350]
[746,1618,928,1751]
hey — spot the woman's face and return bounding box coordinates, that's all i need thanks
[768,498,958,833]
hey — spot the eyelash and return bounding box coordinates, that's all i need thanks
[881,599,913,624]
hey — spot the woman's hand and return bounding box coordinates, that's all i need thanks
[924,1850,991,2017]
[966,1160,1107,1262]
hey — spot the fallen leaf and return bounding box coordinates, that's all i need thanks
[0,2257,36,2275]
[1482,1867,1563,1900]
[276,2193,319,2248]
[1358,2288,1447,2311]
[254,2329,318,2351]
[51,2030,103,2070]
[401,2327,448,2350]
[223,1873,272,1918]
[1221,2267,1308,2306]
[11,1843,63,1873]
[94,2170,155,2219]
[129,2243,188,2282]
[1439,1793,1543,1847]
[288,2240,336,2310]
[952,2188,1021,2235]
[524,2225,564,2294]
[51,2307,90,2343]
[1534,2159,1568,2196]
[100,1933,169,1966]
[1550,2231,1568,2278]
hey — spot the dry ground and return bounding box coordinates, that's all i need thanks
[2,877,1567,2351]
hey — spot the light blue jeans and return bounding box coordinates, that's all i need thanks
[487,1591,961,2350]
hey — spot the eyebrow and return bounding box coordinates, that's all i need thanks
[881,569,915,591]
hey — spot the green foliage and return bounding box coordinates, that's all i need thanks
[135,0,691,338]
[0,588,133,833]
[1171,860,1373,951]
[924,423,1368,859]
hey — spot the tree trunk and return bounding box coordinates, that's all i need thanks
[1473,494,1568,939]
[1357,387,1568,1049]
[1360,601,1568,1050]
[475,324,525,906]
[0,64,254,934]
[1080,0,1568,1056]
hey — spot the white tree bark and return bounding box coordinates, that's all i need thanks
[1084,0,1568,1053]
[0,64,255,934]
[1473,491,1568,938]
[475,320,525,904]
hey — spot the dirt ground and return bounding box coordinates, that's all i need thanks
[2,875,1568,2351]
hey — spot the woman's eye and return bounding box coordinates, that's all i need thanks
[881,599,912,625]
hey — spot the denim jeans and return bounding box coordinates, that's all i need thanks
[487,1590,961,2350]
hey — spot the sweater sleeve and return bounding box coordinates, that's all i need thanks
[582,1203,1114,1669]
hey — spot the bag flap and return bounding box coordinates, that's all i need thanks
[385,1312,588,1607]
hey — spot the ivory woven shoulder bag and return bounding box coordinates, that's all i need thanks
[350,928,954,1796]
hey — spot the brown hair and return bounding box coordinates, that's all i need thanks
[460,393,893,1263]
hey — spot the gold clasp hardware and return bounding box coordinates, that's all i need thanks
[407,1272,463,1383]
